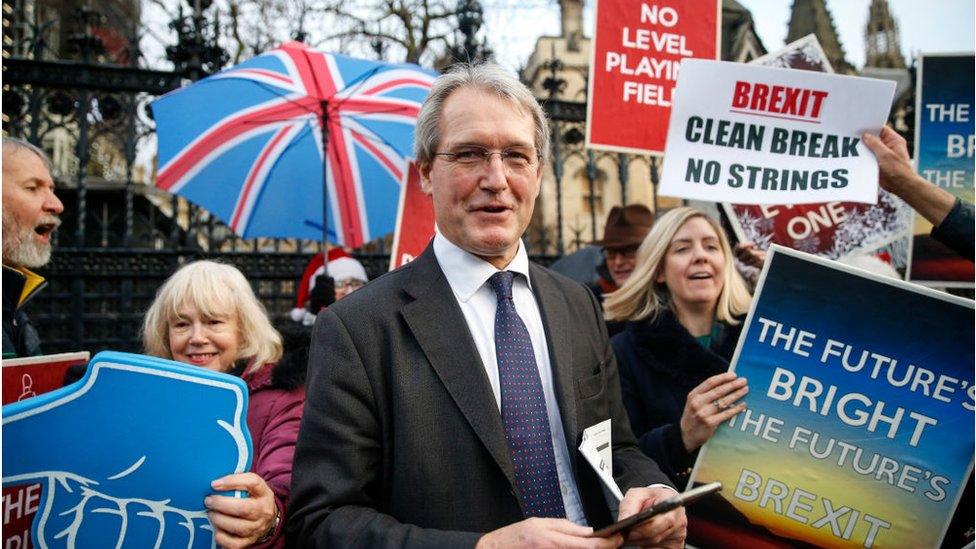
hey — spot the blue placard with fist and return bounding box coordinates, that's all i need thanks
[2,351,253,548]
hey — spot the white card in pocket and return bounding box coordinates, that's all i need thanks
[580,418,624,501]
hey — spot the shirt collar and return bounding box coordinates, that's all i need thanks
[433,230,532,303]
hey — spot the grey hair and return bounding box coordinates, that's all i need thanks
[413,63,550,166]
[2,137,54,173]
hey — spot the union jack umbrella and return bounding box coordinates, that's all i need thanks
[152,41,437,247]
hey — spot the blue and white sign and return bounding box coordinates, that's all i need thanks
[2,351,252,548]
[910,53,975,286]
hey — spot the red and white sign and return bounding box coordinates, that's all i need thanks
[723,199,911,259]
[3,351,90,549]
[722,35,913,260]
[586,0,719,155]
[660,59,896,205]
[389,162,435,270]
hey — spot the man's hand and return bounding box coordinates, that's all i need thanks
[476,517,623,549]
[618,487,687,548]
[680,372,748,452]
[862,126,916,195]
[863,126,957,226]
[206,472,278,548]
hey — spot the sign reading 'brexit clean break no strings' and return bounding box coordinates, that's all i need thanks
[660,60,896,205]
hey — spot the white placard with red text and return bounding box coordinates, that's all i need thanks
[721,35,913,262]
[660,59,895,205]
[586,0,719,155]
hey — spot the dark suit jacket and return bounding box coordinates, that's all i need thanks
[287,245,671,548]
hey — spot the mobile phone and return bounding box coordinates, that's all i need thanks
[589,481,722,538]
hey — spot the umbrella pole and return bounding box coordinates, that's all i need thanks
[321,100,330,268]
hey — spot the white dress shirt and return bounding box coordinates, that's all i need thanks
[432,232,588,525]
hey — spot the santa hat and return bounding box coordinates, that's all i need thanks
[326,257,368,284]
[293,248,350,310]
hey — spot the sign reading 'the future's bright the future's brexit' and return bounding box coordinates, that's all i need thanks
[689,247,974,548]
[660,60,896,205]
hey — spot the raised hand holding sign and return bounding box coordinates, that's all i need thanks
[2,351,252,548]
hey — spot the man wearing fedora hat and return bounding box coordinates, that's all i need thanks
[590,204,653,297]
[589,205,654,337]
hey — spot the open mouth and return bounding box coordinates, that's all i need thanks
[34,223,57,238]
[477,205,509,214]
[689,273,713,280]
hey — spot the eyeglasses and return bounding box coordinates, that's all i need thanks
[335,279,365,291]
[604,246,639,260]
[433,145,541,173]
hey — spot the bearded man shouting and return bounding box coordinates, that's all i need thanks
[3,137,64,358]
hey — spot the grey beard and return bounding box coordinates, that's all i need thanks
[2,211,54,269]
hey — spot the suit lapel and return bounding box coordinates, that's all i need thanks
[529,265,579,469]
[400,246,517,489]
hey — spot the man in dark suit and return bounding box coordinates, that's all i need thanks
[288,63,686,548]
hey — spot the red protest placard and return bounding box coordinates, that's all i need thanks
[723,198,909,259]
[586,0,719,155]
[3,351,90,549]
[2,352,90,405]
[389,162,435,270]
[2,484,42,549]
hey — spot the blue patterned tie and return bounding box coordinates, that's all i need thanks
[488,271,566,519]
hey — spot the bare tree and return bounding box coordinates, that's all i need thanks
[222,0,331,63]
[142,0,482,71]
[317,0,458,65]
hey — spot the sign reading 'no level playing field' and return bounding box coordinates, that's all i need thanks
[660,60,896,205]
[586,0,719,155]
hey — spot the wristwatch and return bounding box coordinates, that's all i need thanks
[256,506,280,544]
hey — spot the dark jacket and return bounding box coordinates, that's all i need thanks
[586,266,625,338]
[3,265,46,358]
[612,309,742,487]
[932,198,975,261]
[288,244,669,548]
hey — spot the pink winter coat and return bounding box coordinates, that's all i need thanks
[242,364,306,548]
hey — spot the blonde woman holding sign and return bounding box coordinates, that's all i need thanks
[143,261,304,548]
[604,207,752,486]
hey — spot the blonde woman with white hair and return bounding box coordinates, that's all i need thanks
[603,207,753,487]
[143,260,304,548]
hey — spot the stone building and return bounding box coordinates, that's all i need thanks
[786,0,856,75]
[860,0,912,134]
[521,0,766,252]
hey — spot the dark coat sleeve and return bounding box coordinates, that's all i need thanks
[286,308,481,549]
[931,198,975,261]
[613,333,695,488]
